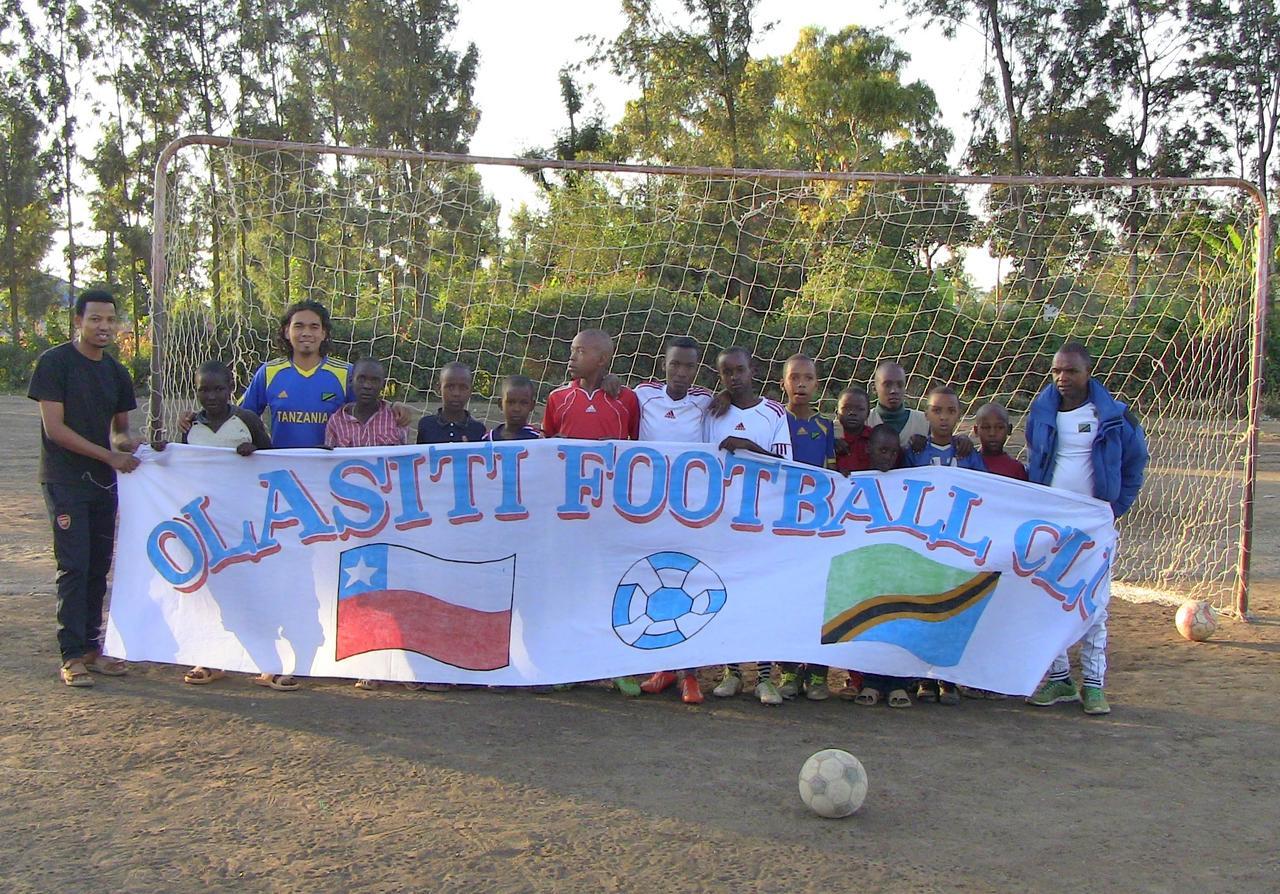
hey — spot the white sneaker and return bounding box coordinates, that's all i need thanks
[756,680,783,706]
[712,669,742,698]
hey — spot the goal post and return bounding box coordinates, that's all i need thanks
[150,134,1270,617]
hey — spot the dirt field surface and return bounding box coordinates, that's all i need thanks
[2,393,1278,893]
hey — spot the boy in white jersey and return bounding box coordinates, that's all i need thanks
[634,336,714,704]
[634,336,714,444]
[164,361,270,687]
[704,347,789,705]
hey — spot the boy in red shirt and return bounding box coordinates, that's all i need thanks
[834,386,873,476]
[542,329,640,441]
[974,402,1028,480]
[543,328,641,697]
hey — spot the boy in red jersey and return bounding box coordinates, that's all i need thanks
[544,328,642,696]
[974,402,1028,480]
[542,329,640,441]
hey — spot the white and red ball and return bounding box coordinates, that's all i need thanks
[1175,600,1218,642]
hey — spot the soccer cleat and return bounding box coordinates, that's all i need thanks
[1081,685,1111,715]
[712,669,742,698]
[1026,678,1081,707]
[804,674,830,701]
[756,680,783,706]
[679,675,704,704]
[640,671,678,694]
[614,676,642,697]
[777,671,800,700]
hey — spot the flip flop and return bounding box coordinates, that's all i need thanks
[84,657,128,676]
[253,674,300,691]
[184,667,226,685]
[888,689,912,708]
[60,660,94,688]
[854,687,881,706]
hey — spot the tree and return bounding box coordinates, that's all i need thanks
[1189,0,1280,202]
[39,0,91,333]
[1,2,58,340]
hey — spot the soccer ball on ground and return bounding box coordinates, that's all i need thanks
[798,749,868,818]
[1175,600,1218,642]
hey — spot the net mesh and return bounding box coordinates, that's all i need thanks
[152,137,1264,611]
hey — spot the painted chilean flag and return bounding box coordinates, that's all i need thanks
[335,544,515,670]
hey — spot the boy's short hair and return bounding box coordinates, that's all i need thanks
[501,374,535,397]
[975,402,1011,425]
[439,361,473,382]
[783,353,815,372]
[718,345,752,364]
[839,386,870,403]
[353,357,385,377]
[577,328,614,354]
[666,335,699,353]
[197,360,233,385]
[926,384,959,400]
[75,289,117,317]
[1057,341,1093,369]
[869,423,899,446]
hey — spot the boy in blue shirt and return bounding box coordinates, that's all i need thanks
[778,354,837,701]
[905,385,981,705]
[904,385,986,472]
[483,375,543,441]
[418,362,487,443]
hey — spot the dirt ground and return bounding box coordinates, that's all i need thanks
[2,393,1278,893]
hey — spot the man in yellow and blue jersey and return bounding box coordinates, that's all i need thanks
[241,300,354,449]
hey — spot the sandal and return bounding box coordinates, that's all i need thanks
[60,660,94,688]
[253,673,300,691]
[354,679,379,691]
[84,655,128,676]
[887,688,912,708]
[184,667,226,685]
[854,686,881,706]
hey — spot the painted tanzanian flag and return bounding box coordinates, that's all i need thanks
[822,543,999,667]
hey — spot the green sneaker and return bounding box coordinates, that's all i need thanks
[804,674,830,701]
[1026,678,1080,706]
[712,669,742,698]
[777,671,800,700]
[614,677,642,697]
[1081,685,1111,715]
[756,680,783,706]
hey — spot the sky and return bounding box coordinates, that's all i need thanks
[452,0,988,221]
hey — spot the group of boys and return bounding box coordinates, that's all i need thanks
[31,293,1146,718]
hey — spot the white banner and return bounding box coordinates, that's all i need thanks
[105,441,1117,694]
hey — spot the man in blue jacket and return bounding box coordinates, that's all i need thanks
[1024,342,1148,715]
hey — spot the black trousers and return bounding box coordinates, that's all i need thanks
[42,481,118,662]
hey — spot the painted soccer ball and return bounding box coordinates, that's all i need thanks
[611,551,727,649]
[1175,600,1218,642]
[799,749,868,819]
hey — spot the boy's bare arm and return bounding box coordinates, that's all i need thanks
[718,436,773,457]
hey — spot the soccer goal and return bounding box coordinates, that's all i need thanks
[149,135,1269,616]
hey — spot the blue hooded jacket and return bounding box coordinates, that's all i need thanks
[1024,378,1149,518]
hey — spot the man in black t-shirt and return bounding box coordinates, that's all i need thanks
[27,290,142,687]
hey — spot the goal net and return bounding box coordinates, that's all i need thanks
[150,135,1268,615]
